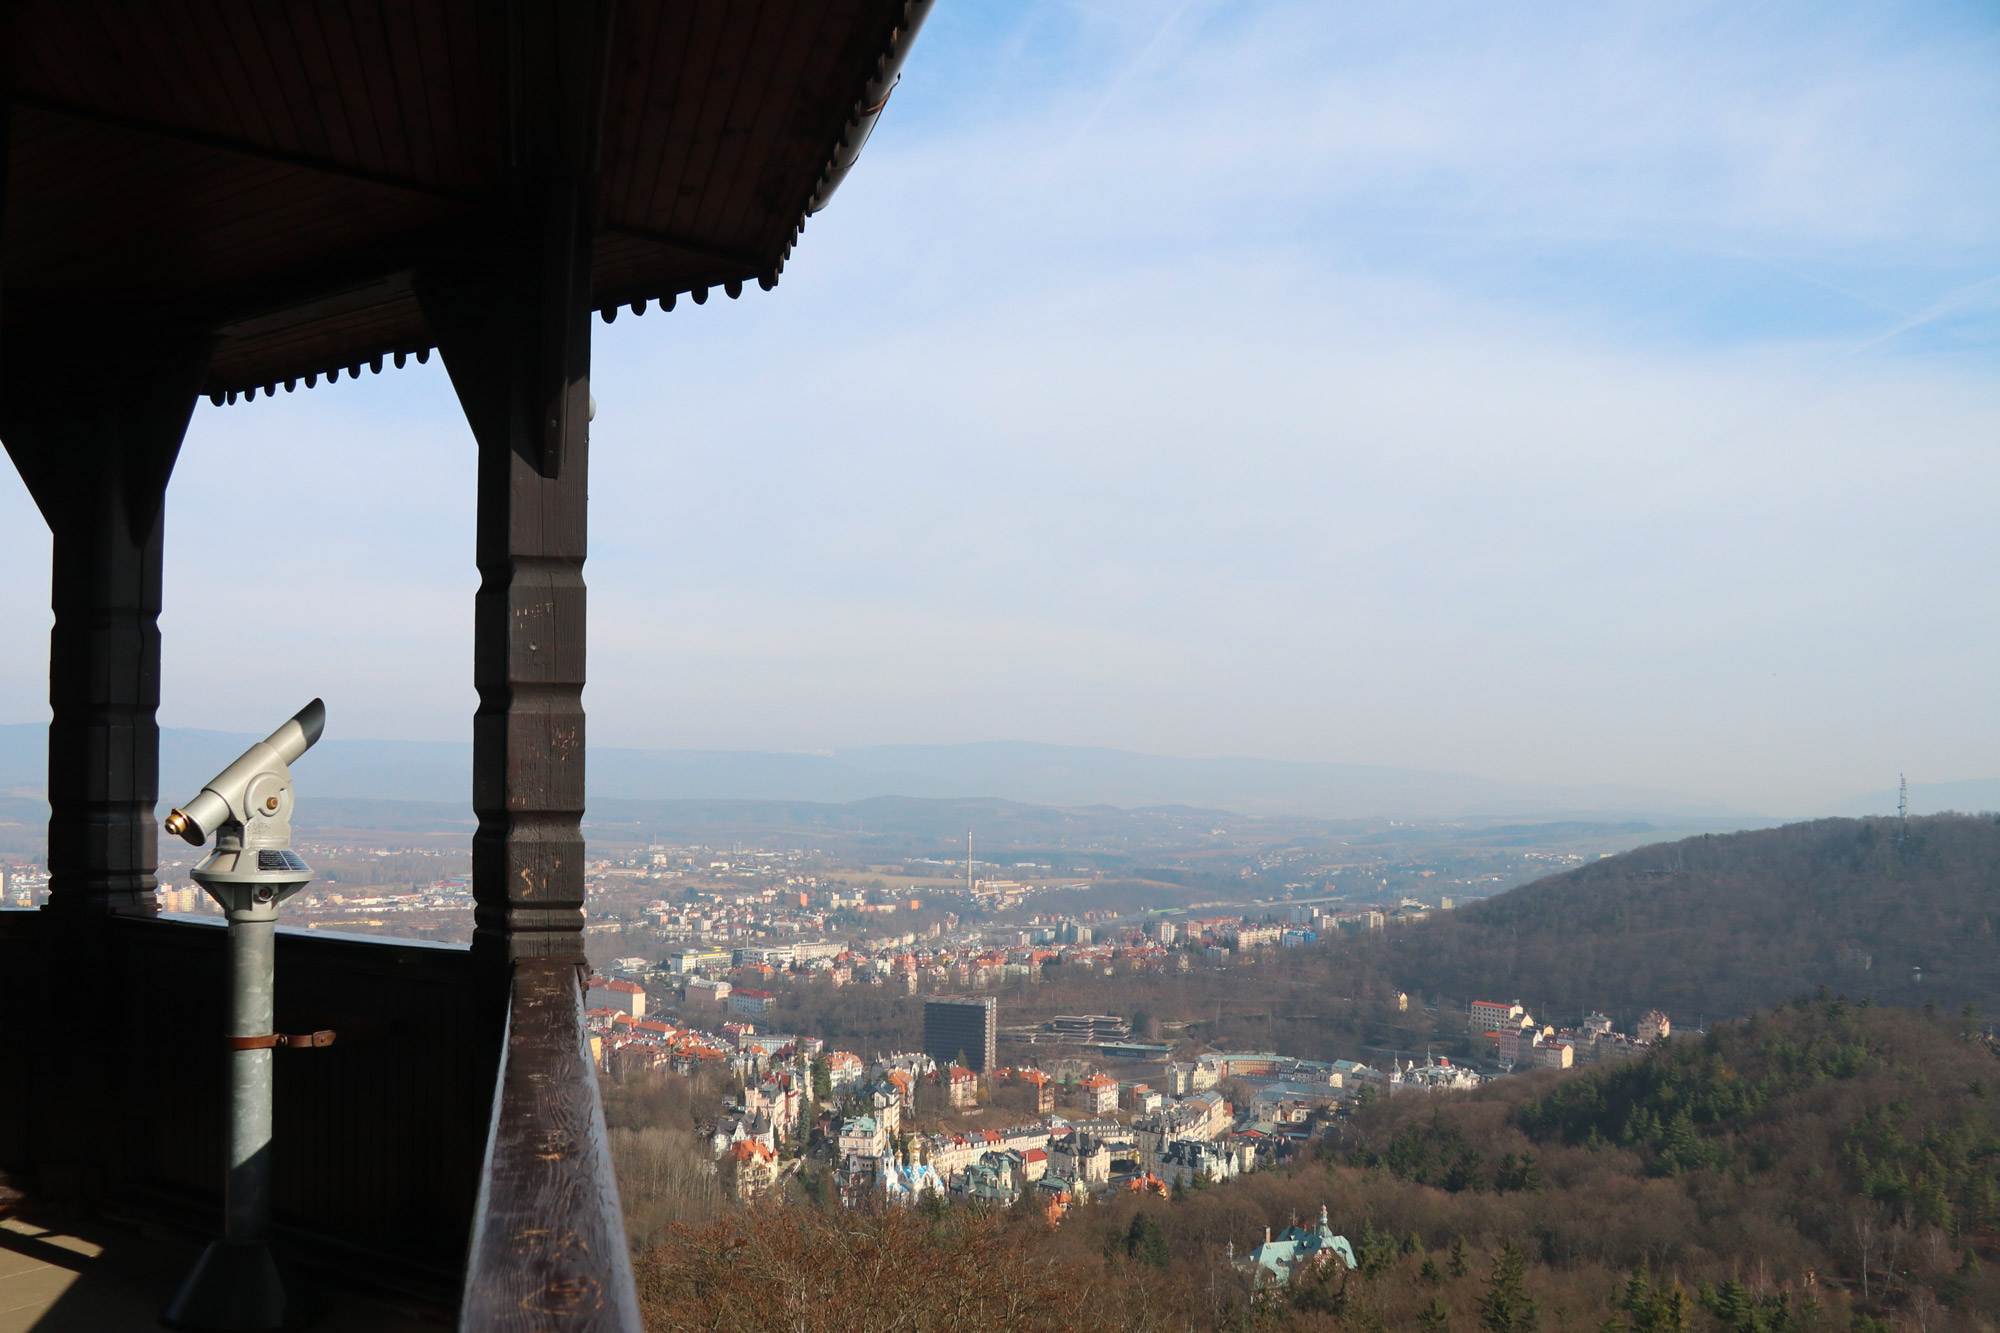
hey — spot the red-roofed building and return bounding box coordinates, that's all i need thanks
[586,976,647,1018]
[728,1139,779,1202]
[948,1065,980,1109]
[1078,1072,1119,1115]
[1021,1068,1055,1114]
[827,1051,865,1091]
[1471,1000,1526,1033]
[729,989,775,1017]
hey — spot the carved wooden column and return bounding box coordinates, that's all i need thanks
[0,325,209,1203]
[0,331,211,916]
[419,0,614,969]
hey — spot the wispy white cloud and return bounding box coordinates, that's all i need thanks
[1,0,1995,816]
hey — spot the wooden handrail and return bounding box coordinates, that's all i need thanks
[462,960,641,1332]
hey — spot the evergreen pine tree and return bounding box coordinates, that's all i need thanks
[1711,1279,1751,1333]
[1449,1236,1470,1278]
[1125,1211,1170,1268]
[1479,1241,1538,1333]
[1620,1266,1653,1328]
[1497,1152,1545,1193]
[1355,1218,1398,1277]
[1419,1296,1453,1333]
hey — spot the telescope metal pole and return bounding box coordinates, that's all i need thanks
[163,878,295,1331]
[225,906,277,1245]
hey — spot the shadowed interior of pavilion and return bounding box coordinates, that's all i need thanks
[0,2,932,1327]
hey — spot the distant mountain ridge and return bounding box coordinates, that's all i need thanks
[0,725,1750,822]
[1373,813,2000,1021]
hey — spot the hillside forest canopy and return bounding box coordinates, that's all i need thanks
[622,1001,2000,1333]
[1369,816,2000,1021]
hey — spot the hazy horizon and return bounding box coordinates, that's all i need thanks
[2,1,1995,818]
[1,724,1984,826]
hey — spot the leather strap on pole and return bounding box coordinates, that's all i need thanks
[227,1030,336,1050]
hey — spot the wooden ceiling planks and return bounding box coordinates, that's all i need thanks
[6,109,457,308]
[1,0,918,396]
[7,0,502,194]
[721,3,850,259]
[622,0,742,245]
[689,1,820,251]
[601,0,701,233]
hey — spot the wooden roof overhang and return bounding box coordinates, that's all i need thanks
[0,0,930,402]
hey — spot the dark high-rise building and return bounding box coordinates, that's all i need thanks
[924,995,997,1072]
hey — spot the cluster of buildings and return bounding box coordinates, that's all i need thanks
[371,918,1652,1276]
[582,972,812,1084]
[636,877,935,950]
[824,1075,1272,1211]
[815,1050,1475,1211]
[632,897,1467,1023]
[1,865,47,908]
[797,999,1465,1211]
[1471,1000,1672,1069]
[654,922,1234,1012]
[667,938,1032,1000]
[574,983,1398,1216]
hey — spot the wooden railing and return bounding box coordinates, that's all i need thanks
[0,912,492,1308]
[461,959,642,1332]
[1,915,641,1325]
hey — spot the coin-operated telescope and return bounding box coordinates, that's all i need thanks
[162,700,327,1332]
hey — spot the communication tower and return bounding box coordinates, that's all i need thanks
[1898,774,1908,839]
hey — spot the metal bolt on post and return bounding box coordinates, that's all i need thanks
[161,701,327,1332]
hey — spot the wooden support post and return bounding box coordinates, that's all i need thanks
[0,333,212,916]
[0,327,209,1203]
[419,0,615,969]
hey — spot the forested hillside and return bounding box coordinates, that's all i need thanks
[627,1002,2000,1332]
[1374,815,2000,1020]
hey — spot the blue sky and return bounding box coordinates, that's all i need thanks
[2,0,1996,814]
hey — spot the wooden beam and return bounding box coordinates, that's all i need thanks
[4,92,485,205]
[599,222,766,275]
[0,329,212,915]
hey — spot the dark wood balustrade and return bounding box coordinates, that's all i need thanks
[461,959,643,1332]
[0,910,494,1308]
[2,913,644,1325]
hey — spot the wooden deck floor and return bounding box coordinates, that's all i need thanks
[0,1215,443,1332]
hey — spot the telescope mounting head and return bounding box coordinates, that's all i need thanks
[166,700,324,922]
